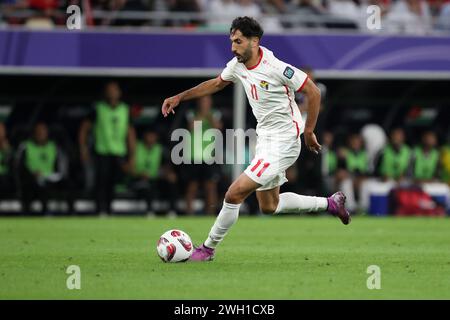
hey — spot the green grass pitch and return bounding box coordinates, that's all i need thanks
[0,215,449,299]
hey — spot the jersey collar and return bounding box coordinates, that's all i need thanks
[246,47,263,70]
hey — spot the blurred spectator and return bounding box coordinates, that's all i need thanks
[205,0,268,31]
[342,133,369,175]
[184,95,222,215]
[297,0,326,14]
[411,131,440,182]
[290,0,327,29]
[167,0,202,26]
[361,124,387,172]
[16,122,73,214]
[427,0,443,17]
[358,128,407,212]
[327,0,361,29]
[129,129,178,217]
[441,140,450,184]
[0,123,13,199]
[27,0,59,12]
[336,133,369,212]
[405,131,450,214]
[436,1,450,30]
[99,0,150,26]
[2,0,65,28]
[79,81,136,216]
[236,0,262,17]
[0,0,447,34]
[206,0,241,30]
[385,0,432,35]
[376,128,411,181]
[257,0,291,14]
[169,0,201,11]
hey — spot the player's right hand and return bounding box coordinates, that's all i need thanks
[162,95,181,117]
[304,131,322,155]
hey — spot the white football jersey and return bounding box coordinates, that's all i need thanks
[220,46,308,139]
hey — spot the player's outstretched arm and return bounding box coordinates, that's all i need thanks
[162,77,230,117]
[301,78,322,154]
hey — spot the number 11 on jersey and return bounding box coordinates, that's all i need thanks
[250,84,259,100]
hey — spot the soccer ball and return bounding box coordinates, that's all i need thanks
[157,229,193,262]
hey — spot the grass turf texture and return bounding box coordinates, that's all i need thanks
[0,216,449,299]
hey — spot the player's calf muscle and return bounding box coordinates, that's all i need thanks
[256,188,280,214]
[258,197,279,214]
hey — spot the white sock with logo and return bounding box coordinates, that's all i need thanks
[204,201,241,249]
[274,192,328,214]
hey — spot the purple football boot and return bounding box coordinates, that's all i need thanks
[189,244,215,262]
[327,191,351,225]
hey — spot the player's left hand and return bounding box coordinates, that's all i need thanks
[304,131,322,154]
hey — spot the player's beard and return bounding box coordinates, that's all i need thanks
[235,46,252,64]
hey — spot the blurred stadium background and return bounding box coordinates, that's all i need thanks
[0,0,450,218]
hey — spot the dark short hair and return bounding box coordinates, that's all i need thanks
[104,80,119,89]
[34,122,47,130]
[230,16,264,39]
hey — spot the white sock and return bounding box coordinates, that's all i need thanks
[204,201,241,249]
[274,192,328,214]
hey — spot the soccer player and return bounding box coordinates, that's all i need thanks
[161,16,351,261]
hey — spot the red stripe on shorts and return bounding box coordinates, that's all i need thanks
[250,159,263,172]
[256,163,270,177]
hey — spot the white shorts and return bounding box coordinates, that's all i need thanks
[244,135,301,191]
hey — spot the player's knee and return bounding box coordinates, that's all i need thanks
[224,190,242,204]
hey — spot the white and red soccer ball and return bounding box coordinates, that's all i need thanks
[157,229,193,262]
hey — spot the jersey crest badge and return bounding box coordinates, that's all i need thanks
[259,80,269,90]
[283,67,295,79]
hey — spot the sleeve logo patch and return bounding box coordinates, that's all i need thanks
[283,66,295,79]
